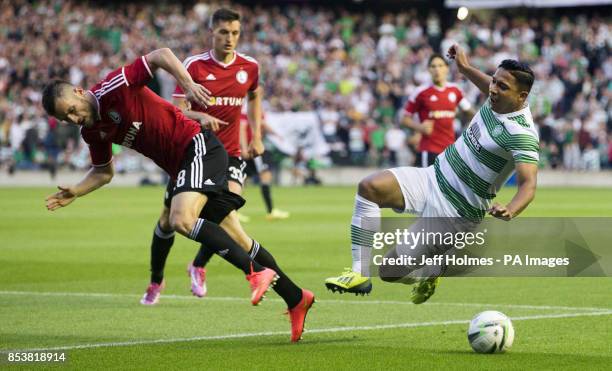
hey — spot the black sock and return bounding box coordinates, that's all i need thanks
[150,223,174,284]
[250,241,302,308]
[193,244,215,268]
[261,184,273,213]
[189,219,263,274]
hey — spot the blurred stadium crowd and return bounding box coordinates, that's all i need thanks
[0,0,610,177]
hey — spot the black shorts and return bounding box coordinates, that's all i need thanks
[415,151,439,168]
[227,156,247,186]
[172,132,228,196]
[245,152,272,177]
[163,132,246,224]
[164,181,246,224]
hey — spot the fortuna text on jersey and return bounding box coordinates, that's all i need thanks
[121,121,142,148]
[207,96,245,107]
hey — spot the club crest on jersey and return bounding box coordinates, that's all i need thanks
[236,70,248,84]
[448,92,457,102]
[108,110,121,124]
[492,125,504,138]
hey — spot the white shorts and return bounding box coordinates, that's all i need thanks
[388,166,460,218]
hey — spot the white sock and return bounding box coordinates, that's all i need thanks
[350,194,381,275]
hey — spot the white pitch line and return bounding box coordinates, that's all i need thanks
[0,290,609,312]
[2,311,610,353]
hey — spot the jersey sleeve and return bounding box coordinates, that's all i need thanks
[172,84,185,98]
[248,64,260,92]
[404,100,416,115]
[88,141,113,167]
[509,136,540,164]
[457,89,472,111]
[404,94,420,116]
[511,148,539,164]
[122,56,154,87]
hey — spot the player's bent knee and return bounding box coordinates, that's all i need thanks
[169,212,197,236]
[358,176,386,204]
[357,178,376,200]
[359,171,404,209]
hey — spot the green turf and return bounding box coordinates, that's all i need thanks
[0,186,611,370]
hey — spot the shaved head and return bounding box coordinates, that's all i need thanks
[41,80,97,127]
[42,80,72,117]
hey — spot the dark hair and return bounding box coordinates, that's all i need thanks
[498,59,534,92]
[209,8,240,28]
[428,53,448,67]
[42,80,71,116]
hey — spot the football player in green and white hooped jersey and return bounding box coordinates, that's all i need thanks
[325,43,539,303]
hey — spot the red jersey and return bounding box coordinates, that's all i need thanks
[82,56,200,180]
[403,83,471,154]
[173,50,259,157]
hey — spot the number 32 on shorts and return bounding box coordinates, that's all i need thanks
[228,165,246,184]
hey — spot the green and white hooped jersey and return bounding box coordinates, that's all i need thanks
[434,101,539,221]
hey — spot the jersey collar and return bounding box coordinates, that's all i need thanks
[87,90,102,121]
[210,50,237,68]
[431,83,448,92]
[489,99,530,119]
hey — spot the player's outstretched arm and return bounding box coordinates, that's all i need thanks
[447,43,491,96]
[488,162,537,220]
[145,48,211,108]
[45,163,114,211]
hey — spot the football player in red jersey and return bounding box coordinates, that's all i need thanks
[402,54,475,167]
[42,46,314,342]
[41,47,280,305]
[143,9,313,340]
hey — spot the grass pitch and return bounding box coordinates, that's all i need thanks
[1,185,611,370]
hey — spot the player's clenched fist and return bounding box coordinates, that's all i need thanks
[447,43,469,71]
[248,137,265,158]
[420,119,434,135]
[488,202,513,221]
[46,186,77,211]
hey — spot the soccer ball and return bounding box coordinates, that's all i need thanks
[467,311,514,353]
